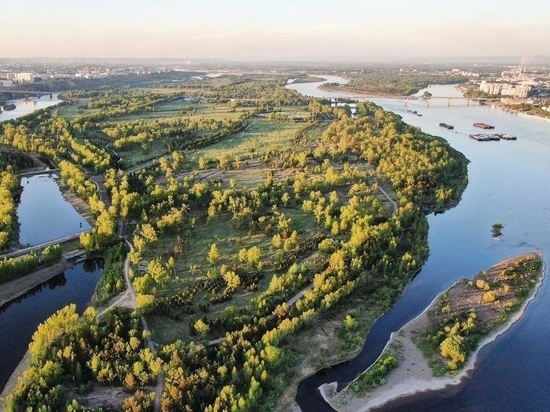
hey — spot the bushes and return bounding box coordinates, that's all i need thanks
[351,354,398,394]
[0,244,62,284]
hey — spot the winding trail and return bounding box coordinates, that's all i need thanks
[93,175,163,411]
[376,184,398,213]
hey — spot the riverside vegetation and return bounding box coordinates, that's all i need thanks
[0,72,468,411]
[418,252,543,375]
[343,251,543,399]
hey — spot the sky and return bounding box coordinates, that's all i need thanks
[2,0,549,61]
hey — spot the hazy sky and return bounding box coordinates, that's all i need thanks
[3,0,549,60]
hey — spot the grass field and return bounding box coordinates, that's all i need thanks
[189,117,312,162]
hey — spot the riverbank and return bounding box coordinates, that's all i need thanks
[0,352,30,409]
[0,260,74,307]
[323,251,545,412]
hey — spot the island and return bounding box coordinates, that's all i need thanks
[322,251,544,412]
[0,73,469,411]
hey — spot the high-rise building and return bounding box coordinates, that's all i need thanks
[13,73,34,83]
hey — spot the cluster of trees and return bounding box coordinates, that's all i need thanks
[92,240,129,305]
[422,253,542,373]
[0,149,35,170]
[6,305,161,412]
[202,79,309,108]
[350,353,398,394]
[0,245,62,284]
[63,89,171,125]
[0,167,20,249]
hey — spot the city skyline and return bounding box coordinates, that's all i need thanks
[3,0,549,61]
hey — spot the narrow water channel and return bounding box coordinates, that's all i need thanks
[1,99,101,395]
[0,259,103,391]
[287,79,550,411]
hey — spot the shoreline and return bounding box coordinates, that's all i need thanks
[322,251,545,412]
[0,351,30,409]
[0,260,74,308]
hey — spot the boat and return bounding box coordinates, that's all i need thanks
[439,123,454,129]
[469,133,500,141]
[473,122,495,129]
[494,133,517,140]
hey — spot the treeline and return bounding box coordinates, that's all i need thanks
[0,149,35,171]
[0,167,21,249]
[101,114,249,152]
[0,245,62,284]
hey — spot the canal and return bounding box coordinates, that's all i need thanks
[0,97,102,394]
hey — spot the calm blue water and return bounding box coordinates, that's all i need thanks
[0,259,103,391]
[288,79,550,411]
[17,174,91,246]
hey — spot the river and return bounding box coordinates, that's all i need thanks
[287,78,550,411]
[0,259,103,391]
[0,94,61,122]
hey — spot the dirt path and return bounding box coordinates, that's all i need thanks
[97,234,163,411]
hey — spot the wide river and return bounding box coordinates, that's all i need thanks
[0,94,61,121]
[287,78,550,411]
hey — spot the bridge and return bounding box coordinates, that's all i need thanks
[19,168,59,178]
[404,95,502,107]
[0,230,91,260]
[0,89,54,99]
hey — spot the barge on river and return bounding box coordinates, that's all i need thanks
[473,122,495,129]
[495,133,517,140]
[470,133,500,141]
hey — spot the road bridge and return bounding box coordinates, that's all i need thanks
[404,96,502,107]
[0,89,54,99]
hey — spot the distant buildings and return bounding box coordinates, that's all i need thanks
[13,73,34,83]
[479,80,531,98]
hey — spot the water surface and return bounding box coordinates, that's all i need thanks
[287,79,550,411]
[17,174,91,246]
[0,259,103,391]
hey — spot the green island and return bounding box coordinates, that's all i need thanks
[0,72,469,411]
[320,71,469,96]
[324,251,544,412]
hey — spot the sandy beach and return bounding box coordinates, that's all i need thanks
[322,252,545,412]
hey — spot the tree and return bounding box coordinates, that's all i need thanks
[208,243,220,264]
[194,318,210,337]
